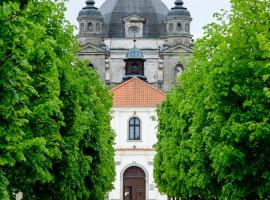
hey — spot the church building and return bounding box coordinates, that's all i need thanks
[77,0,193,199]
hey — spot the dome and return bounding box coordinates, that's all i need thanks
[78,0,102,19]
[167,0,191,18]
[99,0,169,38]
[125,46,145,60]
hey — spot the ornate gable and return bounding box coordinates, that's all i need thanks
[79,41,109,56]
[123,13,146,23]
[160,42,193,55]
[123,13,146,38]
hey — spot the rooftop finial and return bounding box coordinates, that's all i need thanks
[86,0,95,5]
[174,0,184,8]
[85,0,97,9]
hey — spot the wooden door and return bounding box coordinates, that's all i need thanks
[123,166,146,200]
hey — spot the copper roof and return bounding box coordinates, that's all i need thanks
[110,77,165,107]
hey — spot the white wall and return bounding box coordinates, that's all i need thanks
[109,107,167,200]
[111,107,158,149]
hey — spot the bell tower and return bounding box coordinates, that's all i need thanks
[123,39,147,82]
[77,0,104,46]
[164,0,192,46]
[160,0,193,91]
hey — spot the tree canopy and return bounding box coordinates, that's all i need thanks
[154,0,270,199]
[0,0,115,199]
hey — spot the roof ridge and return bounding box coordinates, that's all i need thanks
[110,77,165,107]
[135,77,166,96]
[110,77,166,96]
[109,77,136,93]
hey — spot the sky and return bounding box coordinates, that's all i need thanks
[65,0,230,39]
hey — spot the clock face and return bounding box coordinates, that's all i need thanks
[177,23,182,31]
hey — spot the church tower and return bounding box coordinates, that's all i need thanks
[123,40,147,82]
[164,0,192,46]
[160,0,193,91]
[77,0,109,81]
[77,0,104,46]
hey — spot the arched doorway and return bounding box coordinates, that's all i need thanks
[123,166,146,200]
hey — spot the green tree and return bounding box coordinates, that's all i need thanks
[24,61,115,200]
[0,1,64,198]
[154,0,270,199]
[0,0,115,199]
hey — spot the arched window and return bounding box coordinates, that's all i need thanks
[88,62,94,69]
[169,23,173,32]
[96,23,100,32]
[80,23,84,31]
[129,117,140,140]
[177,23,182,31]
[87,22,93,31]
[185,23,190,32]
[128,26,139,37]
[175,63,184,76]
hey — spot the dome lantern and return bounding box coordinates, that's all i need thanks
[125,46,145,60]
[164,0,192,39]
[77,0,104,46]
[168,0,191,18]
[123,41,147,82]
[78,0,102,19]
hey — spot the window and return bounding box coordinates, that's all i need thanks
[177,23,182,31]
[88,62,94,69]
[169,23,173,32]
[128,26,139,37]
[80,23,84,31]
[129,117,141,140]
[87,22,93,31]
[175,63,184,76]
[96,23,101,32]
[185,23,190,32]
[123,14,145,38]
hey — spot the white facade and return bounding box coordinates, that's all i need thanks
[109,107,167,200]
[77,1,194,199]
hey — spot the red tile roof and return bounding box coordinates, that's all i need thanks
[110,77,165,107]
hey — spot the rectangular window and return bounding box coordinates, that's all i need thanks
[128,117,141,141]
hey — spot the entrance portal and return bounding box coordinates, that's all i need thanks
[123,166,146,200]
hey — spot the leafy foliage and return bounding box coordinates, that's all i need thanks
[0,0,115,199]
[154,0,270,199]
